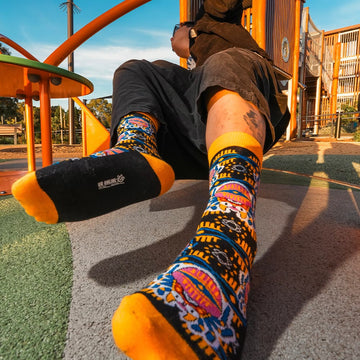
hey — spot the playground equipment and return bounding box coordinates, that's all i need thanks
[0,0,151,171]
[0,0,305,173]
[0,54,93,170]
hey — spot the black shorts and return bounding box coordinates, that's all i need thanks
[110,48,290,179]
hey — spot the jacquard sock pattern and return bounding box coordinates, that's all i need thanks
[12,113,174,224]
[112,132,263,360]
[90,112,160,158]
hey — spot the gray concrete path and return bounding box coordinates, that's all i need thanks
[64,180,360,360]
[0,158,72,171]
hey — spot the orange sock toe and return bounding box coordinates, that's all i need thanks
[112,293,198,360]
[11,172,59,224]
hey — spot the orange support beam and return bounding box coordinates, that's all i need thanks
[23,68,36,172]
[179,0,190,68]
[252,0,266,50]
[289,0,302,139]
[331,42,341,115]
[0,36,38,171]
[0,34,38,61]
[24,97,36,172]
[24,93,36,171]
[39,78,53,167]
[179,0,189,22]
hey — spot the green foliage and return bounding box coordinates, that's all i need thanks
[353,128,360,142]
[0,97,19,123]
[340,103,357,113]
[0,42,11,55]
[87,98,112,128]
[0,102,83,144]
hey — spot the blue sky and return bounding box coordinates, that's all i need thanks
[1,0,359,108]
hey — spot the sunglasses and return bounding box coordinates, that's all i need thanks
[172,21,195,36]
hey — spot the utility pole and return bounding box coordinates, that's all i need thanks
[60,0,80,145]
[67,0,75,145]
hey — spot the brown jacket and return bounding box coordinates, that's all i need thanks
[190,0,272,66]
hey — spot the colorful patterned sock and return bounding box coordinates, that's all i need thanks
[12,113,174,223]
[90,112,160,158]
[112,132,263,360]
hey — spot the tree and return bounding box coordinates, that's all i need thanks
[0,43,19,124]
[87,98,112,128]
[0,42,11,55]
[0,97,19,124]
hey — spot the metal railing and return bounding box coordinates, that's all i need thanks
[301,111,359,139]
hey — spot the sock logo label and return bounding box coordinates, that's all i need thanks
[97,174,125,190]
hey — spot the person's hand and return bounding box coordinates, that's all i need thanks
[171,25,191,58]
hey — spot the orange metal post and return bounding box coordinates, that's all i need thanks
[331,42,341,115]
[245,8,251,32]
[39,78,53,167]
[24,96,36,171]
[179,0,189,22]
[1,36,38,170]
[314,30,325,135]
[81,108,87,157]
[23,70,36,172]
[289,0,302,139]
[252,0,266,50]
[45,0,151,67]
[179,0,190,68]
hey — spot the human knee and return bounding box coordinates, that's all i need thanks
[202,49,242,77]
[113,59,145,81]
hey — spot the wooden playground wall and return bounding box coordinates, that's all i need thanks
[264,0,298,75]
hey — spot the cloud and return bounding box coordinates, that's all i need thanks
[14,42,179,103]
[74,44,178,80]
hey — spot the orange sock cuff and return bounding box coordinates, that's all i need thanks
[137,112,160,132]
[208,131,263,169]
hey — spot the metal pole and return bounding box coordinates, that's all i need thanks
[67,0,75,145]
[60,105,64,144]
[335,110,342,139]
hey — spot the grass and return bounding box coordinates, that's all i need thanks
[0,196,72,360]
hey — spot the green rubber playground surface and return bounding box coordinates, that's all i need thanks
[0,196,72,360]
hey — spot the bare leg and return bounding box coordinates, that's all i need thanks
[205,89,266,149]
